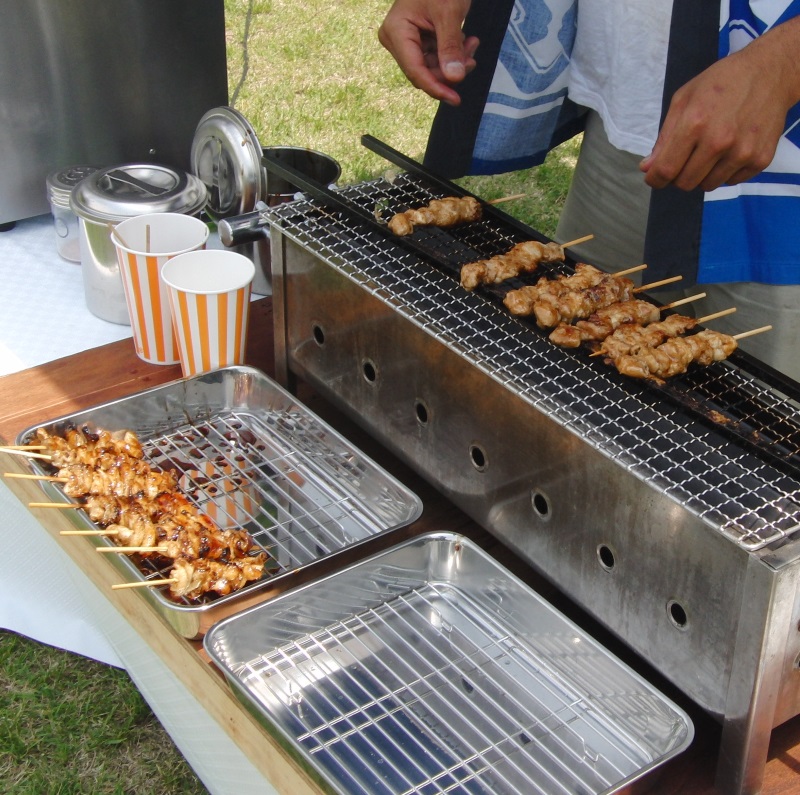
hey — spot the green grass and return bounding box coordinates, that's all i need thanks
[3,1,577,792]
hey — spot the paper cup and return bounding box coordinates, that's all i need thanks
[113,213,209,364]
[161,249,255,377]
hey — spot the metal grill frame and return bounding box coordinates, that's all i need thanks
[268,176,800,552]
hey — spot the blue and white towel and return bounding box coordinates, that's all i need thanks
[698,0,800,284]
[426,0,800,286]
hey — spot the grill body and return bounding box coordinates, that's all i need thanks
[268,176,800,795]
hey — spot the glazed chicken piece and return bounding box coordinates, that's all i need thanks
[533,274,637,328]
[461,240,565,291]
[594,314,699,358]
[548,300,665,348]
[58,462,178,499]
[503,263,606,316]
[83,493,254,560]
[168,553,268,600]
[612,329,738,381]
[36,426,145,466]
[388,196,482,236]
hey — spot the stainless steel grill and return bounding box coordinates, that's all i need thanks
[266,159,800,795]
[270,173,800,550]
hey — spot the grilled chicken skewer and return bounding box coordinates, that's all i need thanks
[460,234,594,291]
[53,462,178,500]
[461,240,566,291]
[21,425,268,600]
[388,196,482,236]
[606,327,770,382]
[33,426,145,464]
[111,555,268,600]
[548,294,708,348]
[590,308,737,359]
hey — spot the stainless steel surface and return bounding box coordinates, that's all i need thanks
[205,531,694,795]
[267,172,800,795]
[191,107,265,221]
[0,0,227,225]
[19,366,422,639]
[70,164,209,324]
[218,205,273,296]
[46,165,100,262]
[218,147,342,295]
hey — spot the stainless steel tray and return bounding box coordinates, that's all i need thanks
[204,532,693,795]
[19,365,422,638]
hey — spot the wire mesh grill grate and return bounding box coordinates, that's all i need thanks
[269,175,800,552]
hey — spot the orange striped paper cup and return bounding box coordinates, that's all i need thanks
[161,250,255,377]
[113,213,209,365]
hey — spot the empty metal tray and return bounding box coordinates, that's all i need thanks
[19,365,422,638]
[204,532,693,795]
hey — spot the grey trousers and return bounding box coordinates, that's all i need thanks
[555,110,800,382]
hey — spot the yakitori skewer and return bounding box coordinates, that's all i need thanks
[608,325,771,381]
[588,305,736,357]
[461,234,596,291]
[550,291,704,349]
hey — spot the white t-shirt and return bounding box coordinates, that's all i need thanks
[566,0,675,156]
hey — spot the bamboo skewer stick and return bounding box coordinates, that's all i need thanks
[697,307,736,324]
[29,501,80,509]
[61,529,120,536]
[734,325,772,341]
[615,264,648,278]
[634,275,683,292]
[0,449,52,461]
[4,473,63,481]
[559,234,594,249]
[112,578,176,591]
[488,193,526,205]
[660,293,706,311]
[97,546,168,554]
[0,444,45,451]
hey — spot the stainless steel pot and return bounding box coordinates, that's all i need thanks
[70,164,208,324]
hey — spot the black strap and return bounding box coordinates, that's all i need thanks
[643,0,721,285]
[423,0,517,178]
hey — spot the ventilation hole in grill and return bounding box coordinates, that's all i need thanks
[667,600,688,629]
[361,358,377,383]
[414,399,429,425]
[531,490,550,518]
[312,323,325,345]
[469,444,487,471]
[597,544,616,571]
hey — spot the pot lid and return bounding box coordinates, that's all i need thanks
[46,164,101,204]
[70,163,208,223]
[190,106,264,220]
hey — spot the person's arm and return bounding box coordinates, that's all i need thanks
[641,15,800,192]
[378,0,479,106]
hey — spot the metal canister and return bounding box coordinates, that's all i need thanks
[70,164,208,324]
[45,165,100,262]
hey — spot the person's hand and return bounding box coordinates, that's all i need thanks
[641,18,800,192]
[378,0,479,106]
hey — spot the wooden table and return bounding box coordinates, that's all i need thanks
[2,297,799,795]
